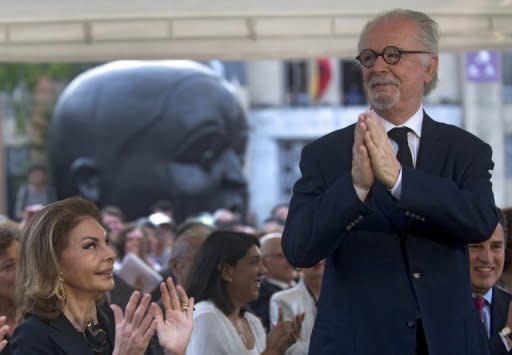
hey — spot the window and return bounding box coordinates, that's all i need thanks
[285,60,310,106]
[278,139,312,201]
[505,134,512,177]
[503,52,512,104]
[340,60,366,106]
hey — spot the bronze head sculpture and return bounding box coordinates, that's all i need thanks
[49,61,248,222]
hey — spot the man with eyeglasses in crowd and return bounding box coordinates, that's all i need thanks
[249,232,296,331]
[282,9,497,355]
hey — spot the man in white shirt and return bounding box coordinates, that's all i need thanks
[269,259,325,355]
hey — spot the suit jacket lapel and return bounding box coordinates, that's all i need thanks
[491,287,510,336]
[49,313,93,355]
[371,112,443,232]
[416,112,446,175]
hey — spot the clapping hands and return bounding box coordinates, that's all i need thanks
[154,278,194,355]
[265,309,304,354]
[352,110,401,193]
[111,277,194,355]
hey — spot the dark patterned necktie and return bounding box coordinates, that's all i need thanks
[387,127,413,168]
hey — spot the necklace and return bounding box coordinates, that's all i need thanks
[231,316,254,349]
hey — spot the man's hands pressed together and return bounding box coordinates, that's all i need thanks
[352,110,402,200]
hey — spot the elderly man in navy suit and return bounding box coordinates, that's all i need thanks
[469,208,512,354]
[282,9,497,355]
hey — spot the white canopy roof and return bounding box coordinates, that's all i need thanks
[1,0,512,62]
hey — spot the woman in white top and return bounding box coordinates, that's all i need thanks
[186,231,301,355]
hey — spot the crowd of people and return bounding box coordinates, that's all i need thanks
[1,7,512,355]
[0,193,303,355]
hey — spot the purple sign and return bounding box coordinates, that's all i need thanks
[466,51,501,82]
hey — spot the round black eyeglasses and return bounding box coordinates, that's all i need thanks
[356,45,431,68]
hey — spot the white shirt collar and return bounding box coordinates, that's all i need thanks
[483,288,493,305]
[265,277,295,290]
[473,288,493,305]
[378,105,424,138]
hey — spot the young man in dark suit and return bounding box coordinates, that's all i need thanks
[470,209,512,354]
[282,9,497,355]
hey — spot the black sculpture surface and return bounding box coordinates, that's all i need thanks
[49,61,248,222]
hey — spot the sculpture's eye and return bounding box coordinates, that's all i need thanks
[174,132,227,170]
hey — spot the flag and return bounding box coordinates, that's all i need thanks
[310,58,332,101]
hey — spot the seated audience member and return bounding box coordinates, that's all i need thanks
[270,203,288,223]
[14,163,56,222]
[0,221,21,355]
[249,232,296,331]
[269,259,325,355]
[101,206,125,243]
[260,216,285,234]
[115,223,157,271]
[114,223,161,292]
[232,224,260,236]
[166,221,213,286]
[469,208,512,354]
[147,212,174,271]
[154,221,213,301]
[11,196,193,355]
[151,200,175,221]
[186,231,302,354]
[501,207,512,291]
[18,203,45,229]
[213,208,242,230]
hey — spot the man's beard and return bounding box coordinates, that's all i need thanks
[366,75,400,111]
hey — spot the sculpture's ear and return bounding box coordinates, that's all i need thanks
[70,157,100,202]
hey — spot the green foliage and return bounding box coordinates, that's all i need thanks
[0,63,93,92]
[0,63,96,134]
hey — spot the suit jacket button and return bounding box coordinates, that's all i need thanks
[407,320,416,328]
[413,272,421,279]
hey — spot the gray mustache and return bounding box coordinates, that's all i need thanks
[369,76,400,87]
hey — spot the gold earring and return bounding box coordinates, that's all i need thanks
[56,272,66,303]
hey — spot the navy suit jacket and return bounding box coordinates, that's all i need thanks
[11,309,115,355]
[489,287,512,355]
[282,113,497,355]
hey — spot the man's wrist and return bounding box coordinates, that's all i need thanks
[386,164,401,190]
[353,184,370,202]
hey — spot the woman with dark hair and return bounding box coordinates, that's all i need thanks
[0,220,21,355]
[11,196,193,355]
[186,230,301,354]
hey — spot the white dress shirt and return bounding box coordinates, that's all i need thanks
[474,289,511,351]
[269,279,317,355]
